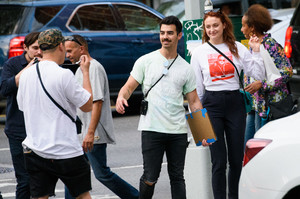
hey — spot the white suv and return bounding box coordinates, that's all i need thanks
[239,112,300,198]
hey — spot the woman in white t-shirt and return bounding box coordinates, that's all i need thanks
[191,9,265,199]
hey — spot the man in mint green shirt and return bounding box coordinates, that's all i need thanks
[116,16,204,199]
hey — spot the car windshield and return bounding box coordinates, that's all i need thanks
[31,6,63,31]
[0,5,25,35]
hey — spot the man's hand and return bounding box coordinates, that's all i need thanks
[82,130,95,152]
[116,76,139,114]
[116,97,128,114]
[79,55,90,74]
[28,57,41,66]
[15,57,42,87]
[79,54,93,112]
[245,80,262,94]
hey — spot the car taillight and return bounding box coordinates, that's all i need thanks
[8,36,25,58]
[243,138,272,166]
[284,26,293,58]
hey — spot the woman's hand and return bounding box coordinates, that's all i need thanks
[202,139,213,147]
[248,34,261,52]
[245,81,262,94]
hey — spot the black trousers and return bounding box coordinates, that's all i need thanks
[140,131,188,199]
[203,90,246,199]
[7,136,30,199]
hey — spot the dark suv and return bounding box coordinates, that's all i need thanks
[285,1,300,100]
[0,0,184,108]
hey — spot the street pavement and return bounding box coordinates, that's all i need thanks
[0,114,172,199]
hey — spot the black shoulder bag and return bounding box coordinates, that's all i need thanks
[207,41,252,113]
[36,62,82,134]
[140,54,178,115]
[265,86,297,121]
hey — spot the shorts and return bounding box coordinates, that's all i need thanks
[24,149,91,198]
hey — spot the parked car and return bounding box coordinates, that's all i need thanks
[239,112,300,199]
[0,0,185,111]
[285,2,300,100]
[269,7,295,47]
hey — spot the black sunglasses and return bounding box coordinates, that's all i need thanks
[64,36,82,46]
[204,8,221,14]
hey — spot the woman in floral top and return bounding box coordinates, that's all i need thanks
[241,4,293,147]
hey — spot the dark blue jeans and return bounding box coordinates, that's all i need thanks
[7,136,30,199]
[140,131,188,199]
[203,90,246,199]
[65,143,139,199]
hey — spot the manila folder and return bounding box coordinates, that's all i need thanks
[186,108,216,146]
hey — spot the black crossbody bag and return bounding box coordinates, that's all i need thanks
[140,54,178,115]
[36,62,82,134]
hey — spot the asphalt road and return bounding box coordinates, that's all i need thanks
[0,113,173,199]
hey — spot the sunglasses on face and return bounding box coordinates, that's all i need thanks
[64,36,82,46]
[162,60,169,75]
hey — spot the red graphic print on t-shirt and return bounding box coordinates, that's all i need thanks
[208,53,235,82]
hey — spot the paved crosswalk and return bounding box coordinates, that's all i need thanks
[0,164,124,199]
[0,179,120,199]
[0,180,120,199]
[0,177,16,198]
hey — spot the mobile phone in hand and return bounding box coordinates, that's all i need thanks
[33,57,39,64]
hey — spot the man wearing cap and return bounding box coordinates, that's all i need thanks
[0,32,42,199]
[64,34,139,199]
[16,29,93,199]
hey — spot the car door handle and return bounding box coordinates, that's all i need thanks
[131,39,144,44]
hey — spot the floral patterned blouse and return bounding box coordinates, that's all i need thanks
[244,33,293,117]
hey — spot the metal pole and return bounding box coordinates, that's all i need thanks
[184,0,204,20]
[184,2,213,198]
[241,0,249,14]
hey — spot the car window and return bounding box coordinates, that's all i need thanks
[115,4,161,31]
[68,5,119,31]
[31,6,63,31]
[0,6,25,35]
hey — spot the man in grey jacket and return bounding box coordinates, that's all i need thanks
[64,34,139,199]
